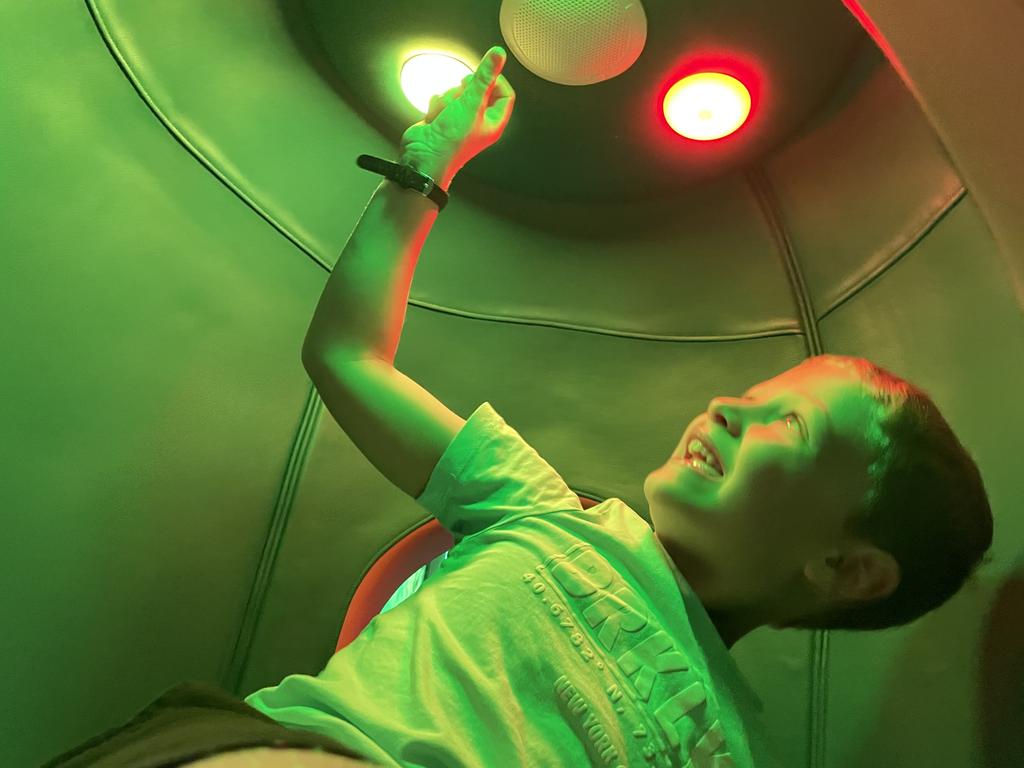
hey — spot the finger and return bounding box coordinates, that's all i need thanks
[484,74,516,125]
[426,50,502,121]
[490,73,515,104]
[484,95,515,132]
[425,94,442,122]
[466,45,506,106]
[426,78,463,121]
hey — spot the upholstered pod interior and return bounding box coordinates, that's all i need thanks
[4,1,1021,767]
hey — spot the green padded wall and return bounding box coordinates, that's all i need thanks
[2,2,325,765]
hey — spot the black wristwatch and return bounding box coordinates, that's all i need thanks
[356,154,449,212]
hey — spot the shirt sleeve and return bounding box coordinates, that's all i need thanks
[415,401,583,543]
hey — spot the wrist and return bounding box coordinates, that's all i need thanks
[400,155,457,192]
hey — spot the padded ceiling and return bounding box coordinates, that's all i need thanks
[304,0,872,198]
[83,0,967,346]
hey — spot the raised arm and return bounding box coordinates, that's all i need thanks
[300,47,513,497]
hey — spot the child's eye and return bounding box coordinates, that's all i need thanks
[783,413,807,442]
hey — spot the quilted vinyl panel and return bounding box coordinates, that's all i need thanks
[1,1,325,765]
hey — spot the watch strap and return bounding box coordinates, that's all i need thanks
[356,154,449,212]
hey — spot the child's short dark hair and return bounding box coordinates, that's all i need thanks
[784,354,994,631]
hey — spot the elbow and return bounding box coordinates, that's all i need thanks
[301,339,324,377]
[302,330,333,373]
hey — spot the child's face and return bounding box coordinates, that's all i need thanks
[643,360,878,611]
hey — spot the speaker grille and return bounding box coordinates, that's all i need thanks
[499,0,648,86]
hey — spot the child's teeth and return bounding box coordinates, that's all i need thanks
[687,438,720,473]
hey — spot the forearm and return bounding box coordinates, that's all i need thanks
[302,162,454,368]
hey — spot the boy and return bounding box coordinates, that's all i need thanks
[244,47,993,767]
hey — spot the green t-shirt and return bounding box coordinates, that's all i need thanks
[245,402,781,767]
